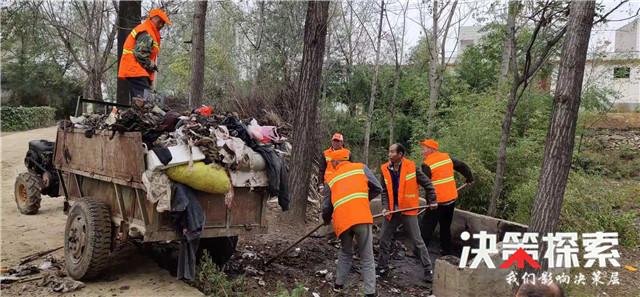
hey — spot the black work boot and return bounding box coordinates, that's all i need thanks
[424,269,433,283]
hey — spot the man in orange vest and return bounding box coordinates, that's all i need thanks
[118,8,171,105]
[419,139,474,256]
[319,133,351,187]
[378,143,437,283]
[322,150,382,297]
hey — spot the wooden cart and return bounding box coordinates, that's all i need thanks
[53,127,269,280]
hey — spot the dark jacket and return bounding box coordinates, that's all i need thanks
[322,163,382,223]
[380,160,437,210]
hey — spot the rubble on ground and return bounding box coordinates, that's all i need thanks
[1,255,85,293]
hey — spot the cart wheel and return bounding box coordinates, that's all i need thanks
[199,236,238,267]
[64,198,112,280]
[14,172,43,215]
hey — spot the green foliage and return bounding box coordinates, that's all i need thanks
[195,250,246,297]
[273,283,306,297]
[507,171,639,247]
[0,106,56,131]
[455,45,500,92]
[560,174,639,247]
[581,84,618,111]
[1,3,83,115]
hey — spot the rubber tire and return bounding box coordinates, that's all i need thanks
[198,236,238,267]
[14,172,42,215]
[64,198,112,280]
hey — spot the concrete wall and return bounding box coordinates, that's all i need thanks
[615,19,639,53]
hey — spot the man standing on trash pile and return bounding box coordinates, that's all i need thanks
[118,8,172,106]
[319,133,351,188]
[419,139,474,256]
[377,143,437,283]
[322,150,382,297]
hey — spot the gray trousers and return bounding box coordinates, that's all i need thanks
[337,223,376,295]
[378,214,433,272]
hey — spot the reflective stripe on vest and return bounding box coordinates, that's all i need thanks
[328,168,364,188]
[380,158,420,216]
[328,162,373,237]
[432,176,455,185]
[117,20,160,81]
[333,192,368,209]
[429,159,452,170]
[424,152,458,203]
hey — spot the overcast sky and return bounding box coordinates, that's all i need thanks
[387,0,640,58]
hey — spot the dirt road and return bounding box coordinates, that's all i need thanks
[0,126,202,296]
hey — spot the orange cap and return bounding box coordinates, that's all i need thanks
[149,8,172,26]
[420,139,439,150]
[326,149,350,161]
[332,133,344,141]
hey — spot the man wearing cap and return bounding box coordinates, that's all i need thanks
[419,139,474,256]
[319,133,351,187]
[322,150,382,297]
[118,8,172,105]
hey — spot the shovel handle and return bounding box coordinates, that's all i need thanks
[416,183,469,216]
[265,205,432,266]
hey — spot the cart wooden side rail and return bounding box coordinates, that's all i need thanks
[53,126,270,279]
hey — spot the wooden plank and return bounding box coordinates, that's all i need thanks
[54,128,144,184]
[230,188,262,225]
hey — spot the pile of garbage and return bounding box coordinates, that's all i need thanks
[66,102,292,281]
[1,253,85,293]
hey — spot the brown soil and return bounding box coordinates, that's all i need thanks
[0,127,202,297]
[225,204,437,297]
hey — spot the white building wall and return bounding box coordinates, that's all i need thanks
[614,19,639,52]
[583,61,639,110]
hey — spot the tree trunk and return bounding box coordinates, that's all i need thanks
[488,83,518,216]
[190,0,208,108]
[362,0,385,165]
[529,0,595,255]
[389,63,400,146]
[498,0,518,85]
[426,0,440,137]
[389,0,408,146]
[288,1,330,222]
[116,1,141,105]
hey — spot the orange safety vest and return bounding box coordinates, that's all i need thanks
[424,152,457,203]
[323,147,350,183]
[117,20,161,81]
[328,162,373,237]
[381,158,420,216]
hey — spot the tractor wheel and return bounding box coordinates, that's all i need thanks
[14,172,43,215]
[64,198,112,280]
[198,236,239,267]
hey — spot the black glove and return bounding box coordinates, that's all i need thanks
[322,217,331,225]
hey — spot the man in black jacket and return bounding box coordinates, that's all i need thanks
[419,139,473,256]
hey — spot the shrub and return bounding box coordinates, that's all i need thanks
[506,171,639,247]
[195,250,245,297]
[1,106,56,131]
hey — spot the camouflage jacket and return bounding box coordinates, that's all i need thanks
[134,32,156,72]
